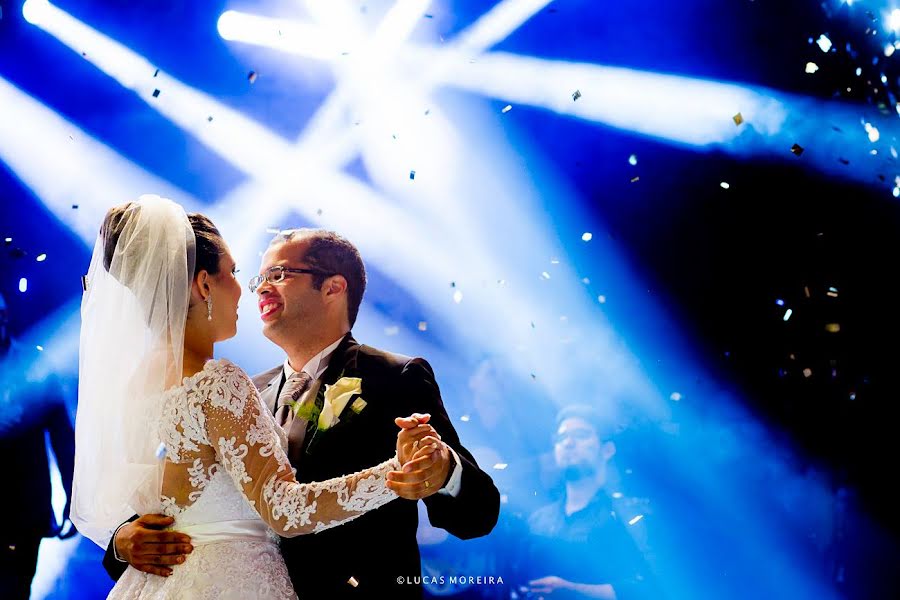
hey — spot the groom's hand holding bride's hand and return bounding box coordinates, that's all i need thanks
[388,413,452,500]
[114,514,193,577]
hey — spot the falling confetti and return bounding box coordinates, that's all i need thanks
[775,298,784,306]
[582,277,590,284]
[453,290,463,304]
[865,122,880,142]
[827,286,839,297]
[36,346,43,352]
[733,112,744,125]
[572,90,582,101]
[152,89,160,98]
[3,238,11,244]
[248,71,258,83]
[501,104,512,113]
[628,154,638,166]
[598,295,607,303]
[631,176,640,183]
[153,68,159,77]
[18,278,27,293]
[384,326,399,336]
[783,308,793,321]
[72,204,79,209]
[541,272,550,280]
[791,143,804,156]
[155,443,167,460]
[803,368,813,378]
[460,414,471,422]
[805,62,819,74]
[670,392,682,401]
[816,34,833,53]
[720,181,730,189]
[825,323,841,332]
[493,463,508,470]
[582,232,593,241]
[418,321,428,331]
[409,170,416,180]
[628,515,644,526]
[36,254,47,262]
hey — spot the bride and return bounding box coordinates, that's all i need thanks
[71,196,437,599]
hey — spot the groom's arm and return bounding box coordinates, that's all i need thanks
[398,358,500,540]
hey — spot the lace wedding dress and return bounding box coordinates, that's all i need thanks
[108,358,400,600]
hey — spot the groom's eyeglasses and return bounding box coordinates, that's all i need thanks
[248,265,334,293]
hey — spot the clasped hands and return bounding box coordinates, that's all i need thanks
[386,412,453,500]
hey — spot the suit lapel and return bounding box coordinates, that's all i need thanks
[257,368,283,415]
[299,333,361,454]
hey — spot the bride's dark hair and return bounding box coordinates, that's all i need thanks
[100,202,227,278]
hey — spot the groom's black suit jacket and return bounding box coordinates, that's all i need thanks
[104,334,500,599]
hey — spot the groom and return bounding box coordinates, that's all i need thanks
[105,229,500,598]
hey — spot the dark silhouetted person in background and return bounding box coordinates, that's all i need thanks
[0,291,76,599]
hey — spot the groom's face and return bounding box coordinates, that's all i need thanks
[256,239,323,343]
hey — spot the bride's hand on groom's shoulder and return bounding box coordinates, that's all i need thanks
[115,514,194,577]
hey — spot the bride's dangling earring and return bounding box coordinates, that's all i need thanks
[206,295,213,321]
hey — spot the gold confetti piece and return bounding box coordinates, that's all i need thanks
[347,577,359,588]
[631,176,640,183]
[733,112,744,125]
[825,323,841,333]
[803,368,813,378]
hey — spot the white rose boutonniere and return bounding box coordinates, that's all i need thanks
[317,377,363,431]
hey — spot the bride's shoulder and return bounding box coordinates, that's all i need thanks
[203,358,255,386]
[180,358,252,390]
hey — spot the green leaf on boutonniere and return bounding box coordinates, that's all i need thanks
[287,400,320,423]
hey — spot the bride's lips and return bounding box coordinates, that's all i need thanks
[258,298,282,321]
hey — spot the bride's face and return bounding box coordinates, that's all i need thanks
[208,249,243,341]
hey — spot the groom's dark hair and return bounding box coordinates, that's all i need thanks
[270,229,367,328]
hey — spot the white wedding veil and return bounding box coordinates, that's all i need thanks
[72,195,195,547]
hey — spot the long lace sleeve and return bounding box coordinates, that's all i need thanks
[196,360,400,537]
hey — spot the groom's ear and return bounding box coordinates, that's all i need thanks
[323,274,347,300]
